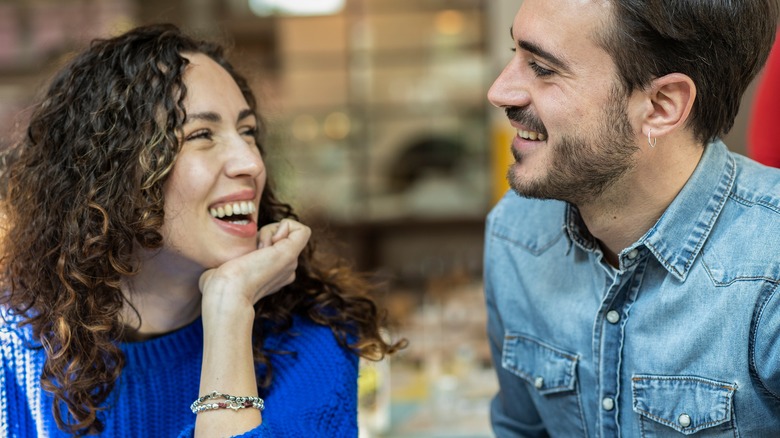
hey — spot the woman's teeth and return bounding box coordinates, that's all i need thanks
[518,130,547,141]
[209,201,256,219]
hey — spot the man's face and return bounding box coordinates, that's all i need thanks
[488,0,642,205]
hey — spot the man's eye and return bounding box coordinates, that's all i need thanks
[529,61,554,77]
[186,129,212,141]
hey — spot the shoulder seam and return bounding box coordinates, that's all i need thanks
[729,191,780,215]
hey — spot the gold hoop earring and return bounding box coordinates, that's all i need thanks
[648,129,657,148]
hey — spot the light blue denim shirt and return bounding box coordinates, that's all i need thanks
[484,140,780,437]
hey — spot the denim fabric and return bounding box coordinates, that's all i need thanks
[484,140,780,437]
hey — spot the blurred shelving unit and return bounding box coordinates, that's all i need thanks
[270,0,491,224]
[0,0,137,149]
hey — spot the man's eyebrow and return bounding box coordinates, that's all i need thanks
[185,109,255,124]
[509,25,572,72]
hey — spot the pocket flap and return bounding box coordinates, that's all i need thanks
[632,375,736,435]
[501,333,578,395]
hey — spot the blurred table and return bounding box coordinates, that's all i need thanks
[359,272,495,438]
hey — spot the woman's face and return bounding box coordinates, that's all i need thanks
[156,53,266,274]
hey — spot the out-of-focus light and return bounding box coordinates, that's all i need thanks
[248,0,345,17]
[323,112,351,140]
[291,114,319,141]
[434,10,465,36]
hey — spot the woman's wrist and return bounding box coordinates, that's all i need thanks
[200,283,256,325]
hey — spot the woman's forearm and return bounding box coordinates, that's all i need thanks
[195,300,261,438]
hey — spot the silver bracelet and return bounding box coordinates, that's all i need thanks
[190,390,265,414]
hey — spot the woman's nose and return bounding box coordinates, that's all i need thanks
[224,136,265,179]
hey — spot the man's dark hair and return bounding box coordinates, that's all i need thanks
[597,0,779,144]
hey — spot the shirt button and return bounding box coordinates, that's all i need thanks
[627,249,639,260]
[534,376,544,389]
[606,310,620,324]
[678,413,691,428]
[602,397,615,411]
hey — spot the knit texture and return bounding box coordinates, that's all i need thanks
[0,312,359,437]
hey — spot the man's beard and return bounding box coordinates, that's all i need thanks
[506,88,638,205]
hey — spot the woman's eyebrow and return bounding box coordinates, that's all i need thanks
[185,109,255,124]
[237,108,255,122]
[185,111,220,123]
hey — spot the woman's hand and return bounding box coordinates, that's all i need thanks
[198,218,311,323]
[194,218,310,437]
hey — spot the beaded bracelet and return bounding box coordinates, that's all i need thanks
[190,390,265,414]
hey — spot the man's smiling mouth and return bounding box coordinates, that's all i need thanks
[517,129,547,141]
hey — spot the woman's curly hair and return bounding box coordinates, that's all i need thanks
[0,23,403,435]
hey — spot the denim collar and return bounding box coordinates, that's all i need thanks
[564,140,735,281]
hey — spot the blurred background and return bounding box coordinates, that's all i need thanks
[0,1,765,436]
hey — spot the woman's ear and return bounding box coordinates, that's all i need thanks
[641,73,696,139]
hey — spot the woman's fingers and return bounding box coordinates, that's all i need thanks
[270,219,309,252]
[257,223,280,249]
[258,219,309,249]
[200,219,310,306]
[256,220,309,295]
[272,220,290,243]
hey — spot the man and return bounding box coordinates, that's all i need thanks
[484,0,780,436]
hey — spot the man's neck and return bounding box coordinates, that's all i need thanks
[578,136,705,267]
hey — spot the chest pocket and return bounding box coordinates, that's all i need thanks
[502,333,578,394]
[502,333,587,436]
[632,375,736,437]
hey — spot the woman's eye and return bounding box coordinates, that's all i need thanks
[240,126,258,138]
[529,61,554,77]
[186,129,212,141]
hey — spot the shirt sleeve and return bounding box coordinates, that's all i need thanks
[0,331,8,434]
[484,214,549,438]
[175,320,359,438]
[175,422,277,438]
[175,356,358,438]
[752,284,780,402]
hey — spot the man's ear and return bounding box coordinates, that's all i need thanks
[641,73,696,139]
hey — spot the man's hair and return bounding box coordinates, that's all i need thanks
[596,0,779,144]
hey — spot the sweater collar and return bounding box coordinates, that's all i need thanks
[119,317,203,368]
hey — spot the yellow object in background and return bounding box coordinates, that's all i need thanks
[491,122,514,204]
[358,363,380,400]
[358,357,391,436]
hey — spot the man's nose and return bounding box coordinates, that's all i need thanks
[488,58,531,109]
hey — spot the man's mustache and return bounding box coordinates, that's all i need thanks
[505,106,547,136]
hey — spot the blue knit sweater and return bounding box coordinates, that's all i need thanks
[0,312,359,437]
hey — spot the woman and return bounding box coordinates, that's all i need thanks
[0,24,401,437]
